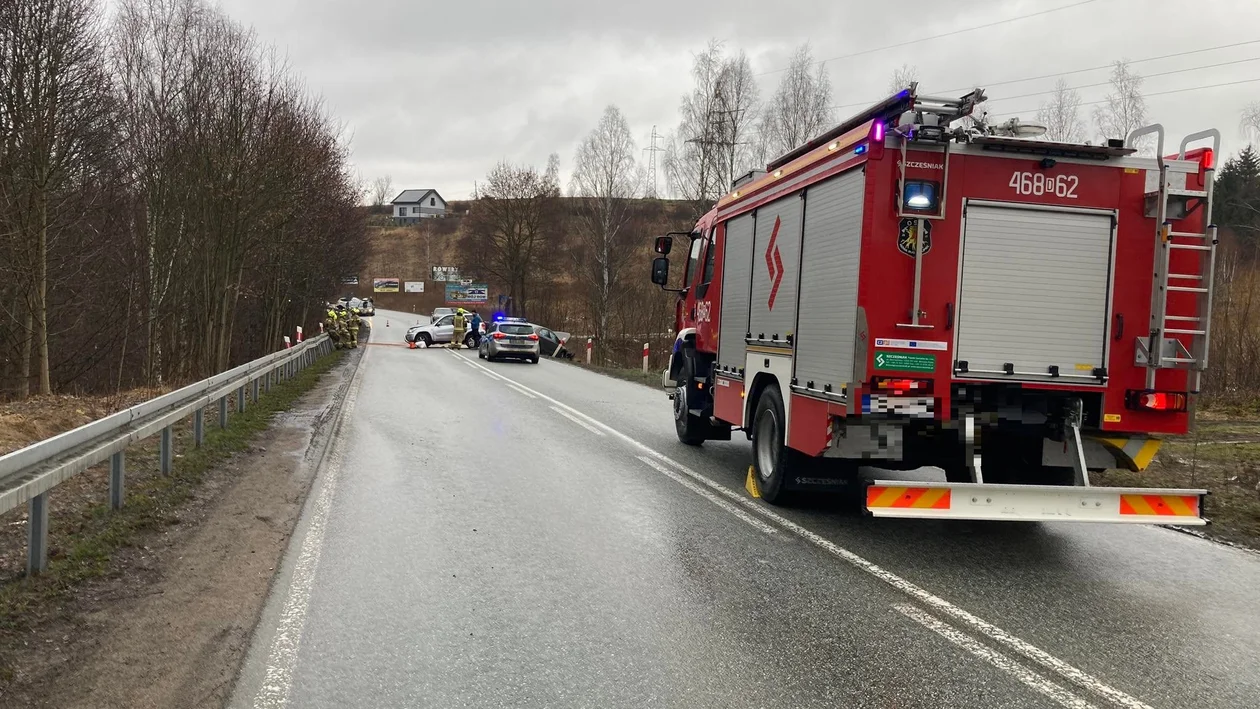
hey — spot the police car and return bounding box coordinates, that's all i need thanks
[478,317,540,363]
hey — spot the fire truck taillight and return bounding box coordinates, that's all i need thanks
[872,120,885,143]
[1202,148,1215,170]
[1125,389,1188,413]
[871,377,933,395]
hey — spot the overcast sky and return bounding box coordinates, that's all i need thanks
[215,0,1260,201]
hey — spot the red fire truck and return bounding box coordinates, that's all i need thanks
[650,84,1218,525]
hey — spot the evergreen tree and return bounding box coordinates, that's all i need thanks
[1214,146,1260,248]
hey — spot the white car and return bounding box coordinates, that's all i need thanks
[430,307,454,323]
[407,314,484,348]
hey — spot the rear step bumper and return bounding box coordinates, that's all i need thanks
[865,480,1206,525]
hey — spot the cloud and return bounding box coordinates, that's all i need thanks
[217,0,1260,199]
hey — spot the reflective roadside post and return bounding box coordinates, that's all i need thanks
[586,338,592,365]
[642,342,649,373]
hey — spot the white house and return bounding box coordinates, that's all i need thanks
[391,189,447,224]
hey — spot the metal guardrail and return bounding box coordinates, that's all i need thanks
[0,335,335,575]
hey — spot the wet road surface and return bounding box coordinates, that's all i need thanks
[230,310,1260,709]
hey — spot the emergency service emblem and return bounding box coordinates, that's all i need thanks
[898,218,932,258]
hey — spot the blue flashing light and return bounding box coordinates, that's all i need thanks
[493,312,505,321]
[855,144,869,156]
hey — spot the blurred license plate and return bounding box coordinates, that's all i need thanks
[509,337,526,344]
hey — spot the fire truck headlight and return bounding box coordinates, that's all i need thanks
[903,181,938,211]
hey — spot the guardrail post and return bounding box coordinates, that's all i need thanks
[237,385,246,413]
[219,396,228,429]
[194,408,205,446]
[110,451,125,510]
[27,492,49,575]
[265,369,272,393]
[160,425,173,475]
[252,378,260,403]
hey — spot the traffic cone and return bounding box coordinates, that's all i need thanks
[408,339,417,349]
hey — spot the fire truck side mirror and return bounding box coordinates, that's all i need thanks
[654,236,673,255]
[651,257,670,287]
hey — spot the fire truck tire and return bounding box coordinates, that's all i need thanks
[750,384,800,505]
[674,353,711,446]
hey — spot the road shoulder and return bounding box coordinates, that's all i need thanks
[0,352,358,709]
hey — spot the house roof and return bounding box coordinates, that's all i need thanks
[392,189,444,205]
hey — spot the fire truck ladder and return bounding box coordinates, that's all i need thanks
[1128,125,1221,392]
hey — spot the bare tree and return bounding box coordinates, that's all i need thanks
[887,63,918,94]
[371,174,394,206]
[760,43,834,160]
[0,0,365,399]
[570,105,641,342]
[1242,102,1260,145]
[0,0,116,396]
[462,161,561,317]
[1094,60,1149,149]
[1038,78,1086,143]
[663,41,762,211]
[663,41,725,208]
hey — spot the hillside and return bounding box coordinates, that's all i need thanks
[353,199,698,334]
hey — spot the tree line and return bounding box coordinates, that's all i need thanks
[0,0,364,400]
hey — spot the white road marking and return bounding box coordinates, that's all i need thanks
[636,456,777,535]
[453,353,1155,709]
[551,406,605,436]
[505,383,536,399]
[251,349,365,708]
[895,604,1100,709]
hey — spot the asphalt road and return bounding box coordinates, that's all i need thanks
[231,310,1260,709]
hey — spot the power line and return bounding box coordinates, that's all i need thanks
[985,56,1260,105]
[931,38,1260,96]
[755,0,1102,77]
[988,76,1260,118]
[742,74,1260,138]
[825,40,1260,113]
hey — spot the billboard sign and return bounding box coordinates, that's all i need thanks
[431,266,461,282]
[373,278,400,293]
[340,275,359,285]
[404,281,425,293]
[445,283,488,304]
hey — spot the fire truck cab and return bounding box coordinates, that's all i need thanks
[651,84,1216,525]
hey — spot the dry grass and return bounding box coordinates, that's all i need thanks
[0,389,168,457]
[1094,413,1260,550]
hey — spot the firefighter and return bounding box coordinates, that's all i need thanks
[324,304,342,349]
[450,308,467,349]
[335,304,350,347]
[348,306,361,348]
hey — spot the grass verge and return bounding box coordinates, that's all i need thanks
[557,358,663,390]
[0,351,343,678]
[1094,414,1260,550]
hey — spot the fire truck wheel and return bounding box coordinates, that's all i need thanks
[674,353,711,446]
[750,384,800,505]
